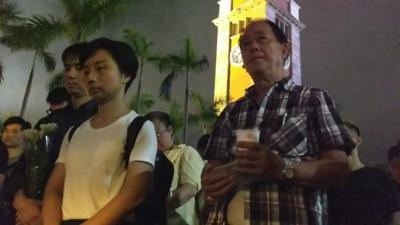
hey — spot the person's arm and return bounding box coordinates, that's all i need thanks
[42,163,65,225]
[13,189,42,225]
[168,147,204,210]
[82,161,153,225]
[234,142,349,188]
[201,160,236,203]
[167,183,198,210]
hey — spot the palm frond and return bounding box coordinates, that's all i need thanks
[0,1,24,26]
[149,56,173,74]
[68,0,132,41]
[168,100,183,141]
[123,29,154,59]
[37,50,56,72]
[182,37,196,65]
[1,14,64,51]
[129,93,155,113]
[190,91,206,111]
[159,71,178,100]
[192,55,209,72]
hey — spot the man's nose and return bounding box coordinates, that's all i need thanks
[86,70,97,82]
[65,69,77,79]
[249,41,260,51]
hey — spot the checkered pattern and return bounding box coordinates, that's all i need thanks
[204,78,355,225]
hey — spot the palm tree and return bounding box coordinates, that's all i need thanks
[1,14,64,116]
[152,38,209,143]
[0,0,23,83]
[123,29,154,113]
[168,100,184,144]
[61,0,133,42]
[129,93,155,115]
[189,92,224,135]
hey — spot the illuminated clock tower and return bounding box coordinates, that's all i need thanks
[212,0,305,105]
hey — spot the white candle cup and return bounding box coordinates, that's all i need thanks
[234,129,260,152]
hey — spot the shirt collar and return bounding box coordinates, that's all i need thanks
[245,77,297,98]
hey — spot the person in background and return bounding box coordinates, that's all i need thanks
[12,42,97,225]
[145,111,204,225]
[34,87,71,129]
[0,116,31,225]
[328,120,400,225]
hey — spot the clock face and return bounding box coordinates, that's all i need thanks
[230,44,243,67]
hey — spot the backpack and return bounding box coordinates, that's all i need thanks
[68,116,173,225]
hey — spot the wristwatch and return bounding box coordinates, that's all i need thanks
[282,158,295,179]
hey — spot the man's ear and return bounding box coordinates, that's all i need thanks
[281,42,291,61]
[122,74,132,85]
[354,136,362,146]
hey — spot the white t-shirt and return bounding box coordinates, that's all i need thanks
[56,111,157,220]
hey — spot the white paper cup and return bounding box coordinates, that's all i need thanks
[235,129,259,142]
[235,129,260,151]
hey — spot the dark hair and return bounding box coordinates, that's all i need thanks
[61,42,89,62]
[388,141,400,162]
[3,116,31,131]
[47,87,70,104]
[239,19,288,45]
[144,111,173,128]
[80,38,139,93]
[343,120,361,137]
[196,133,210,157]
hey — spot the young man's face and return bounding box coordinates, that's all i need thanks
[63,55,88,98]
[239,21,289,79]
[1,124,24,148]
[82,49,128,104]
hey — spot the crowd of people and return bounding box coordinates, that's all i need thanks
[0,19,399,225]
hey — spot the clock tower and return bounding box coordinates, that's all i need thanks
[212,0,305,106]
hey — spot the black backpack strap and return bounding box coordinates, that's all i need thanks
[67,121,84,142]
[123,116,147,168]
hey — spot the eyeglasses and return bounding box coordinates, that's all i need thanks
[46,109,54,115]
[156,129,168,138]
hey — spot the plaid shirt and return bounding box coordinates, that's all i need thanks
[204,78,355,225]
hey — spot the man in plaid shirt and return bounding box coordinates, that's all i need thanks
[201,19,355,225]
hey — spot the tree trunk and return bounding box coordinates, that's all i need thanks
[183,68,189,143]
[135,60,144,113]
[20,52,38,117]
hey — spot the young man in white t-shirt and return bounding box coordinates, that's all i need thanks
[42,38,157,225]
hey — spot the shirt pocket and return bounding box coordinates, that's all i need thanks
[267,113,309,157]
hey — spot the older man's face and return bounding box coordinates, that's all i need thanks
[239,21,289,79]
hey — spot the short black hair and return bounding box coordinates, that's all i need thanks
[197,133,210,156]
[80,38,139,93]
[2,116,31,131]
[46,87,70,104]
[61,42,89,62]
[343,120,361,137]
[144,111,173,128]
[239,19,288,45]
[388,141,400,162]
